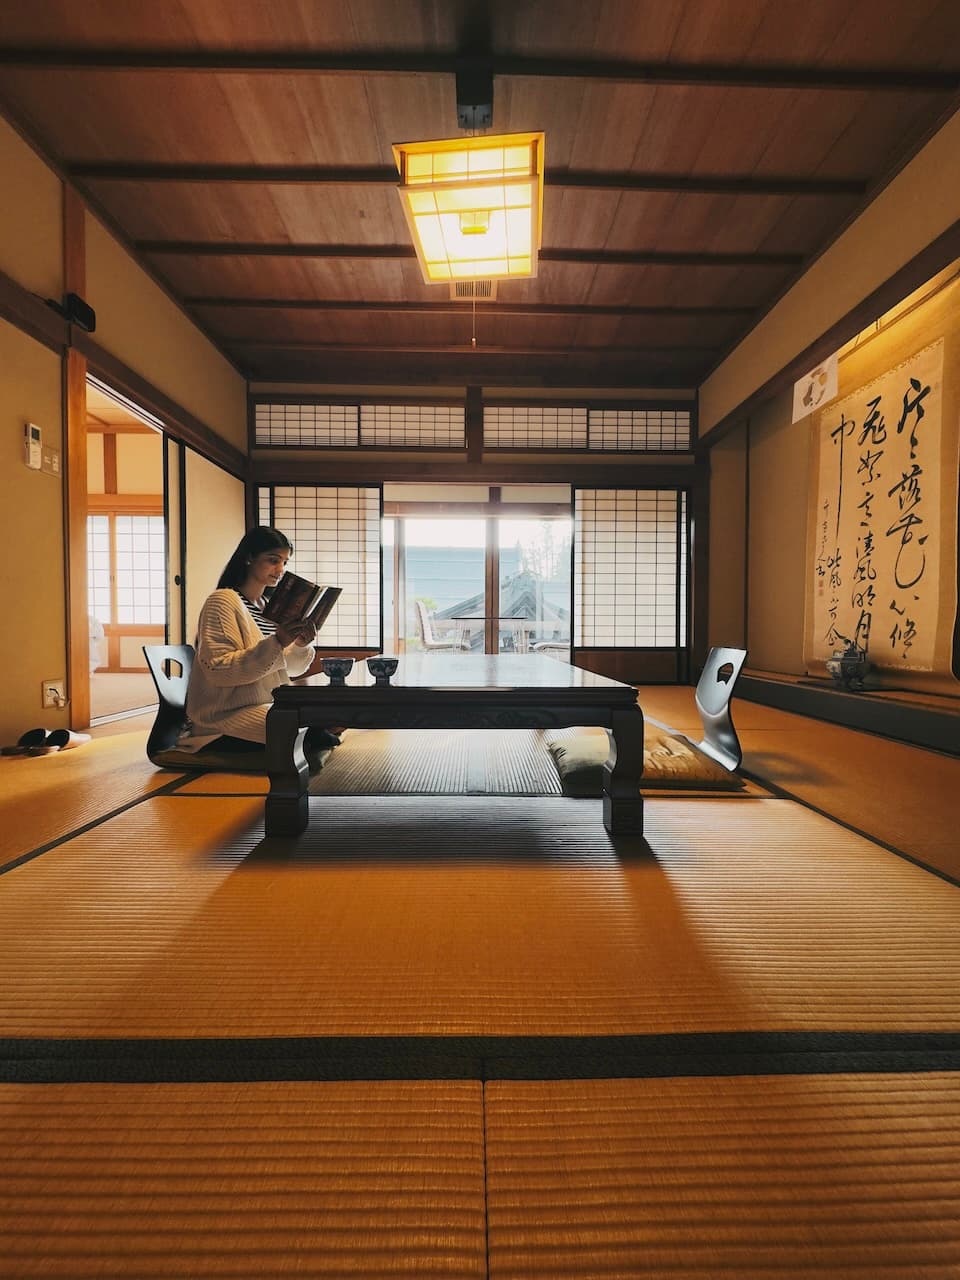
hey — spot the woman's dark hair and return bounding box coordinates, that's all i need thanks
[217,526,293,590]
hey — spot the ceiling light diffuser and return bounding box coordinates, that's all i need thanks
[393,132,545,284]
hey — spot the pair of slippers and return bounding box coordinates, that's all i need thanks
[1,727,92,757]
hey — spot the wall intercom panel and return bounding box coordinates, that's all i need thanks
[24,422,42,470]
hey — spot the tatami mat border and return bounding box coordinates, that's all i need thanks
[4,1031,960,1084]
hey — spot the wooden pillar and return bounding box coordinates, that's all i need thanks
[63,185,90,727]
[465,384,483,464]
[689,452,710,679]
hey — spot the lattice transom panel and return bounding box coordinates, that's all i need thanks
[254,403,465,449]
[484,405,691,451]
[359,404,465,448]
[588,408,691,451]
[484,406,588,449]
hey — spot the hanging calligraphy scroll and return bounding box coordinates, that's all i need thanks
[805,339,949,673]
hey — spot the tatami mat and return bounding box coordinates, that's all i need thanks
[176,726,763,798]
[310,729,562,796]
[0,730,180,867]
[739,719,960,880]
[484,1072,960,1279]
[0,1080,485,1278]
[1,794,958,1040]
[638,684,960,881]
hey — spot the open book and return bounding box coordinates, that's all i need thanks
[262,573,342,631]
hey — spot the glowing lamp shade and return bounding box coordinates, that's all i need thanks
[393,132,544,283]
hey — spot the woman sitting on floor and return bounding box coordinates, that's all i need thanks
[177,525,340,758]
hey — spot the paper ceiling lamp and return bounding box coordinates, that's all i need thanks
[393,132,545,284]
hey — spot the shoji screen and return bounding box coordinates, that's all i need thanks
[259,486,382,649]
[184,447,246,641]
[574,489,688,647]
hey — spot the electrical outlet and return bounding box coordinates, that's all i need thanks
[41,679,67,709]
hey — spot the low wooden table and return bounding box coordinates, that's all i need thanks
[265,653,645,836]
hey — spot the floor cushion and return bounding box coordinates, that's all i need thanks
[149,745,333,774]
[547,725,744,795]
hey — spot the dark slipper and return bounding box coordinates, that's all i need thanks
[17,728,49,747]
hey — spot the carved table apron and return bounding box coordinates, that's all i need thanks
[265,653,645,837]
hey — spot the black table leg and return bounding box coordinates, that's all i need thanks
[265,706,309,835]
[603,705,645,834]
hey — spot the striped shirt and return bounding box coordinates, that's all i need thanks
[239,593,278,639]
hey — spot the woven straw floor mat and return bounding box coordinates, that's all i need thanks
[176,729,564,797]
[0,1080,485,1278]
[639,684,960,880]
[485,1072,960,1278]
[0,731,177,865]
[310,728,562,796]
[2,794,959,1038]
[176,727,764,797]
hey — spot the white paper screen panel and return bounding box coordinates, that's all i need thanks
[484,405,587,449]
[588,408,691,450]
[267,486,382,648]
[254,403,465,448]
[484,406,691,450]
[254,403,359,447]
[359,404,465,448]
[574,489,688,647]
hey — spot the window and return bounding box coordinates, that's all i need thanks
[86,514,166,626]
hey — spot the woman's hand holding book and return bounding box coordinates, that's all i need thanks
[276,619,318,648]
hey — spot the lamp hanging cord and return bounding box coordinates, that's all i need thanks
[471,290,477,349]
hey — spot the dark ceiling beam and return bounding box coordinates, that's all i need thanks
[1,47,957,91]
[141,241,416,259]
[72,160,866,196]
[227,340,720,356]
[540,247,801,267]
[138,241,803,267]
[185,297,755,318]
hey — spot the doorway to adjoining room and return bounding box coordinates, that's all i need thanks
[86,378,165,724]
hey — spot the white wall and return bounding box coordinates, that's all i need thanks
[0,318,67,738]
[85,213,248,453]
[0,116,62,299]
[184,449,247,639]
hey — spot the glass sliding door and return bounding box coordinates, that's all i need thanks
[384,512,574,654]
[400,517,486,652]
[497,517,573,653]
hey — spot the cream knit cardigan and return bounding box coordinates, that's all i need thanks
[179,588,315,750]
